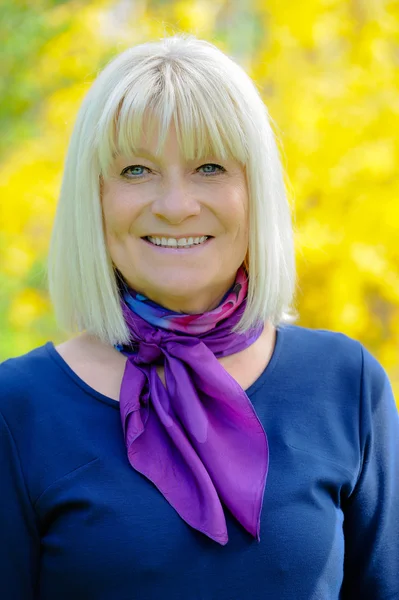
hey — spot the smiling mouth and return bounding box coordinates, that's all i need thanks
[143,235,213,249]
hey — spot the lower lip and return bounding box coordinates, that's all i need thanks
[141,237,213,254]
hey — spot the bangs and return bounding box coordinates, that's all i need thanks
[96,62,250,178]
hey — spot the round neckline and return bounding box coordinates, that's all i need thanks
[45,342,122,409]
[45,324,287,409]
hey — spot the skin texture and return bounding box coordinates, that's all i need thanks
[100,117,249,314]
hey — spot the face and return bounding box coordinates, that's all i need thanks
[101,118,249,314]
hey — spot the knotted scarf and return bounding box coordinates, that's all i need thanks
[114,266,269,545]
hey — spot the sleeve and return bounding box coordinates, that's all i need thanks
[341,344,399,600]
[0,408,40,598]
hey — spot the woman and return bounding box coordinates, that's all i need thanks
[0,34,398,600]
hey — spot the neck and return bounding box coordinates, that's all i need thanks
[146,289,230,314]
[121,276,238,315]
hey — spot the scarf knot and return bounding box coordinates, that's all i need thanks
[127,326,180,365]
[134,339,163,364]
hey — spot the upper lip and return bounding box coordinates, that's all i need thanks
[143,234,212,239]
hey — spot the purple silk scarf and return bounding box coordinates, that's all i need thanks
[114,266,269,545]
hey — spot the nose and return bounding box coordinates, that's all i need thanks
[151,182,201,224]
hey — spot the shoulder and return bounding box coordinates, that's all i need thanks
[281,323,393,404]
[0,342,52,390]
[280,323,363,372]
[0,342,61,427]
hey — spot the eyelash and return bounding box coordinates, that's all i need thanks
[120,163,226,179]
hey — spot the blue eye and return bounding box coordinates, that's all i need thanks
[198,163,226,176]
[121,165,150,178]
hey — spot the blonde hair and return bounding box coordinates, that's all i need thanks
[47,33,298,346]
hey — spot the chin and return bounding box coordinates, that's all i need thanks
[146,263,215,284]
[143,272,219,310]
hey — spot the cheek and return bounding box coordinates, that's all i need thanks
[226,188,249,248]
[222,187,249,231]
[101,187,138,233]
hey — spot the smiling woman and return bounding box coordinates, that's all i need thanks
[48,33,297,344]
[1,32,398,600]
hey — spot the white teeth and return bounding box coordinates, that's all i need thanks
[147,235,209,248]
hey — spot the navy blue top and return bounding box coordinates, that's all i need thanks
[0,324,398,600]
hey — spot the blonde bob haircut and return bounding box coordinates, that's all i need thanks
[47,33,298,346]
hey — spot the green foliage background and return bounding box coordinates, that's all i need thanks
[1,0,398,402]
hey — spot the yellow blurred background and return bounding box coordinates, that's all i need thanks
[0,0,398,402]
